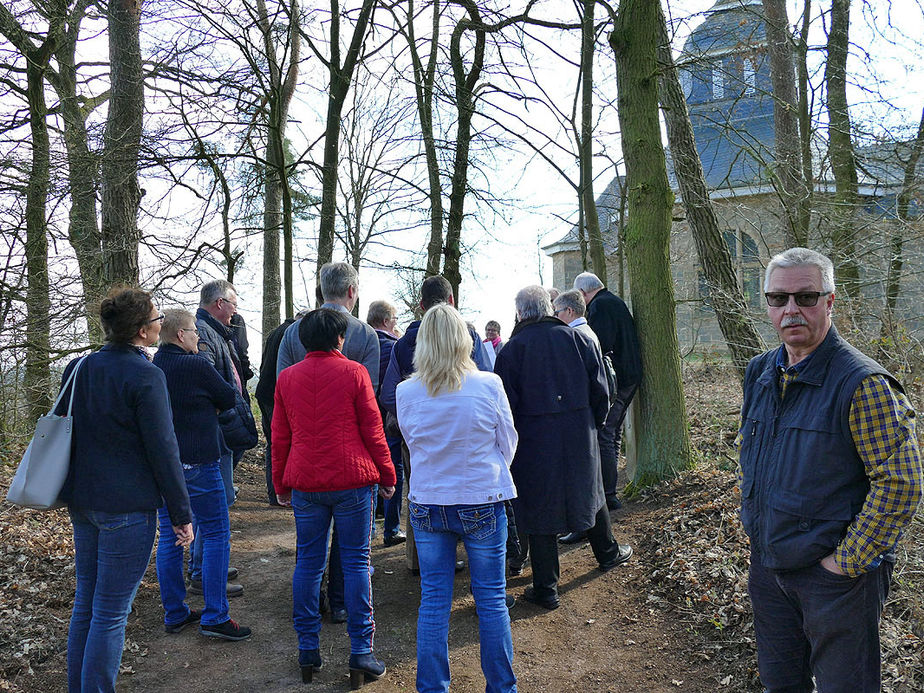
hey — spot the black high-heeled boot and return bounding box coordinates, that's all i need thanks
[299,649,322,683]
[348,652,386,690]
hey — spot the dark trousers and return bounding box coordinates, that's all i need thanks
[748,556,892,693]
[597,384,637,499]
[529,505,619,599]
[258,400,276,504]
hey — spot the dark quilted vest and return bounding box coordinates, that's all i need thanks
[739,327,897,570]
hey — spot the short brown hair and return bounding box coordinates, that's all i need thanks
[100,286,154,345]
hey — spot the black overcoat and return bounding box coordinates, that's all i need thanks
[494,317,609,535]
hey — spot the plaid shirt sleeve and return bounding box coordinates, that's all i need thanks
[835,374,924,576]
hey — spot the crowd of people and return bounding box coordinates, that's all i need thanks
[52,248,923,693]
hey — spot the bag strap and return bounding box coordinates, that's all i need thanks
[49,355,87,417]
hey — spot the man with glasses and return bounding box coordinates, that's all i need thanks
[739,247,922,692]
[195,279,256,597]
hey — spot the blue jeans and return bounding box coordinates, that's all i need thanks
[410,501,516,693]
[189,449,234,581]
[291,486,376,654]
[156,463,230,627]
[68,509,156,693]
[748,555,892,693]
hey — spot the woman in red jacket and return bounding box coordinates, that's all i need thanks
[272,308,396,688]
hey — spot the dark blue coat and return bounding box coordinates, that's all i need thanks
[586,288,642,390]
[153,344,238,465]
[494,317,609,534]
[59,345,191,525]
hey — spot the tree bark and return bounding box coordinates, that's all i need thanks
[100,0,144,286]
[762,0,809,246]
[444,0,486,305]
[610,0,692,486]
[797,0,814,235]
[315,0,379,282]
[655,6,764,381]
[580,0,607,279]
[24,31,57,421]
[824,0,860,299]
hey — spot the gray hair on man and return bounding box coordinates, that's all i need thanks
[554,289,586,317]
[515,285,554,321]
[764,247,835,294]
[320,262,358,301]
[200,279,236,306]
[573,272,604,293]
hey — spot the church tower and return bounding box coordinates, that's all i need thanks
[680,0,775,191]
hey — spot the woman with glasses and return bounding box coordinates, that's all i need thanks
[273,309,396,687]
[153,309,251,641]
[59,287,193,692]
[396,303,519,693]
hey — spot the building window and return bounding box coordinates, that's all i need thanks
[712,64,725,100]
[680,69,693,99]
[743,59,756,96]
[698,230,763,311]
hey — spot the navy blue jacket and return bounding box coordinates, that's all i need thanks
[380,320,490,415]
[153,344,238,465]
[374,329,397,394]
[740,327,894,571]
[59,345,192,525]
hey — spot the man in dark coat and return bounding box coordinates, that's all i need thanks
[575,271,641,510]
[256,316,297,506]
[495,285,633,610]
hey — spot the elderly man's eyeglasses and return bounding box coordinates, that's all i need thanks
[179,326,199,335]
[764,291,830,308]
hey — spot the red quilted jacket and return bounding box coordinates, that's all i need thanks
[272,350,396,494]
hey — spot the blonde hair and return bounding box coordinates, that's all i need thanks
[160,308,195,345]
[412,303,476,396]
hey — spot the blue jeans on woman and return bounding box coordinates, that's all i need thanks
[156,462,230,627]
[291,486,376,654]
[68,508,156,693]
[410,501,516,693]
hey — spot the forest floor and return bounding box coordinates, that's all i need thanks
[1,363,922,692]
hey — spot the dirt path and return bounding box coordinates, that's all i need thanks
[29,459,719,692]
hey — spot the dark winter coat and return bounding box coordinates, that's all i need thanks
[585,288,642,390]
[494,317,609,534]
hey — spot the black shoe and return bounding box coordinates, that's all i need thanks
[558,531,587,545]
[505,594,515,609]
[227,566,239,581]
[330,608,348,624]
[522,586,560,610]
[349,652,386,689]
[383,530,406,547]
[164,609,201,634]
[199,618,252,641]
[606,495,623,511]
[507,554,529,576]
[299,648,322,683]
[188,579,244,598]
[598,543,633,572]
[455,559,466,572]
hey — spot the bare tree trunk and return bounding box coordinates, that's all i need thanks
[24,32,56,421]
[399,0,445,276]
[825,0,860,299]
[100,0,144,286]
[444,0,486,305]
[315,0,379,281]
[797,0,814,234]
[763,0,809,246]
[580,0,606,279]
[610,0,692,486]
[655,6,764,381]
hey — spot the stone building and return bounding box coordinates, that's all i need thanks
[542,0,924,353]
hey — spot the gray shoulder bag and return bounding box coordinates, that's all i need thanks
[6,356,86,510]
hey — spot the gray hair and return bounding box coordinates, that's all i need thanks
[320,262,358,301]
[200,279,236,306]
[554,289,586,317]
[573,272,604,293]
[515,285,554,321]
[160,308,195,344]
[366,300,395,327]
[764,247,835,293]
